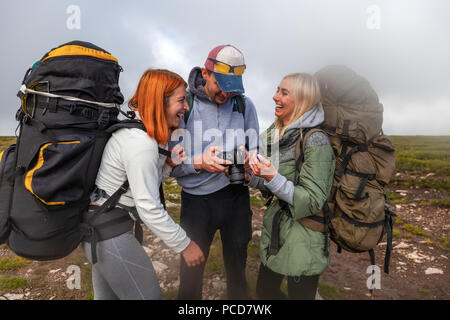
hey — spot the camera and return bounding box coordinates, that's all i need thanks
[216,148,246,184]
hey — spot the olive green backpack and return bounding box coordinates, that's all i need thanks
[296,65,397,274]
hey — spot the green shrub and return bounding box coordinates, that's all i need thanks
[0,256,31,271]
[401,224,430,238]
[318,281,343,300]
[0,276,28,290]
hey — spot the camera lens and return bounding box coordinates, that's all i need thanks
[228,164,245,184]
[218,149,246,184]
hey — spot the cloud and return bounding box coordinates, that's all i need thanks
[383,98,450,135]
[149,30,193,77]
[0,0,449,135]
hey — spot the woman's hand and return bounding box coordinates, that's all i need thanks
[166,144,187,168]
[249,152,277,182]
[181,240,205,267]
[239,146,253,182]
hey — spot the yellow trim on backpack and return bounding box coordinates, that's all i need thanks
[20,81,41,115]
[0,150,4,162]
[24,141,80,206]
[42,45,118,63]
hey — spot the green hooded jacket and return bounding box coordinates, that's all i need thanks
[258,120,335,277]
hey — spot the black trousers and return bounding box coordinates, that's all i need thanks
[256,263,319,300]
[177,184,252,300]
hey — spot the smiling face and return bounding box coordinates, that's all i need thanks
[273,77,295,124]
[201,68,232,105]
[166,85,189,130]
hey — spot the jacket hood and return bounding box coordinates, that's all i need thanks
[188,67,209,99]
[268,103,325,164]
[287,103,325,131]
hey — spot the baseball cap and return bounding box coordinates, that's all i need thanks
[204,45,246,93]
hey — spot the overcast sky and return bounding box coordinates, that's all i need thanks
[1,0,449,135]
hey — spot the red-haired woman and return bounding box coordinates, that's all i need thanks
[83,69,204,300]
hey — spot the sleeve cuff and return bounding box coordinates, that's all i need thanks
[173,236,191,254]
[264,172,286,192]
[185,163,200,175]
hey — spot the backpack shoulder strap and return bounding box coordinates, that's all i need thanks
[158,147,171,157]
[106,118,146,134]
[106,119,170,158]
[233,94,246,119]
[294,127,332,253]
[294,127,326,173]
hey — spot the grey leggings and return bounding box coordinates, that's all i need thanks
[82,231,163,300]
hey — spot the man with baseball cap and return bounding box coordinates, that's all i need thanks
[170,45,260,299]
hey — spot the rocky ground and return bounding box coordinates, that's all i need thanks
[321,185,449,299]
[0,179,448,300]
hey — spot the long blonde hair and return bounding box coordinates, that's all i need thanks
[274,73,321,139]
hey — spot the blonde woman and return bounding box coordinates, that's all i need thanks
[246,73,335,299]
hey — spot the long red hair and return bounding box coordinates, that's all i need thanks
[129,69,187,144]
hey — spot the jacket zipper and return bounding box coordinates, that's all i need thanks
[217,104,220,128]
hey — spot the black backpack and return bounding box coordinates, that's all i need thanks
[0,41,168,263]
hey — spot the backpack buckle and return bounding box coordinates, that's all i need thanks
[22,114,31,125]
[15,109,24,122]
[126,111,136,119]
[81,108,97,120]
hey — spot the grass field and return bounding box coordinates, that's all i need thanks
[0,137,16,153]
[390,136,450,176]
[390,136,450,191]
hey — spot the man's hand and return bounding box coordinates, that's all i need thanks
[193,146,231,173]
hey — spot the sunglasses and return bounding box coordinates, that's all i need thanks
[208,58,246,76]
